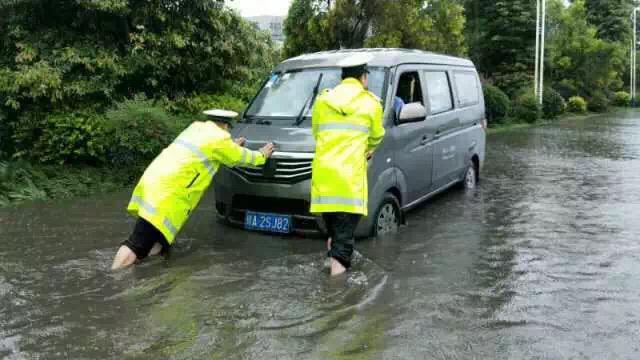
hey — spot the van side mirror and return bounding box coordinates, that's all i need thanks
[398,102,427,124]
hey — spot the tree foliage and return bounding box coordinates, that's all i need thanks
[0,0,276,156]
[585,0,634,43]
[547,0,625,98]
[283,0,466,58]
[465,0,536,93]
[283,0,336,58]
[366,0,466,56]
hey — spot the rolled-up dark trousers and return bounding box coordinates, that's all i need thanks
[323,213,361,269]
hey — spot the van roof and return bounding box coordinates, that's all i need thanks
[275,48,475,72]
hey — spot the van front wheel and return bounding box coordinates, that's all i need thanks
[374,193,401,236]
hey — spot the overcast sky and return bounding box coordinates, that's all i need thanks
[227,0,293,17]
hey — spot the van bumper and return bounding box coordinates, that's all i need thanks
[213,167,325,237]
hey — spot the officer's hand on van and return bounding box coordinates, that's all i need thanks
[260,143,275,158]
[234,137,247,146]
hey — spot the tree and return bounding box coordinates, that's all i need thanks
[331,0,381,49]
[283,0,336,58]
[585,0,634,43]
[366,0,466,56]
[547,0,625,97]
[464,0,537,95]
[283,0,467,58]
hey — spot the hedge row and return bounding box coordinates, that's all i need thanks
[6,94,246,166]
[483,84,628,126]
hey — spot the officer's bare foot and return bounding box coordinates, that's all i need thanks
[148,242,163,256]
[111,245,137,271]
[330,258,346,276]
[323,238,333,268]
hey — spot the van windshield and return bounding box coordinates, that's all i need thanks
[245,68,387,119]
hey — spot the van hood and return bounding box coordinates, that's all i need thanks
[232,123,316,153]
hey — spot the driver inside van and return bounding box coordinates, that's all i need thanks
[395,74,420,119]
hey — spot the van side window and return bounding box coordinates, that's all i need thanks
[394,71,424,118]
[424,71,453,114]
[453,71,479,107]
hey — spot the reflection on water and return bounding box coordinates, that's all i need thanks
[2,110,640,359]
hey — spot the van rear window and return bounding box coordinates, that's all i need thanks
[453,71,479,107]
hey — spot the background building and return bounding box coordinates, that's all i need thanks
[246,15,285,44]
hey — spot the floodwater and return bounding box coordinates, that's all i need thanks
[2,110,640,359]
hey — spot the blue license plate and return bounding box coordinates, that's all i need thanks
[244,211,291,234]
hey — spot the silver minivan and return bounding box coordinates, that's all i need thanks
[214,48,486,237]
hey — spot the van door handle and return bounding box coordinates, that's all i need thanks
[420,135,430,145]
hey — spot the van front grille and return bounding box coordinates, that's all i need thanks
[233,153,314,184]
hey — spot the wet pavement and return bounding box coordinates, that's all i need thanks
[2,110,640,359]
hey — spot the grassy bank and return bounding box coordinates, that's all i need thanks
[486,109,621,135]
[0,161,140,207]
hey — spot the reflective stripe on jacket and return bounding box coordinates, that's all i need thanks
[127,121,266,244]
[310,78,385,215]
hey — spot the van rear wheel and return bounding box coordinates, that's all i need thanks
[374,193,401,236]
[462,160,477,190]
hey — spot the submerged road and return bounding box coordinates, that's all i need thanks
[2,110,640,359]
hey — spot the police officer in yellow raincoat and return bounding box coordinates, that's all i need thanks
[311,59,385,275]
[111,110,275,270]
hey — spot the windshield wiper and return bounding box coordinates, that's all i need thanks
[294,73,323,127]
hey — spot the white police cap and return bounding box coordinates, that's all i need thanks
[203,109,238,124]
[203,109,238,118]
[336,53,374,68]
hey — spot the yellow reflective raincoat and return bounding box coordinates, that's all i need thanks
[127,121,266,244]
[310,78,385,216]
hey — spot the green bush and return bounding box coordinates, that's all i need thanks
[555,80,579,100]
[542,88,566,119]
[567,96,587,113]
[8,96,209,167]
[483,84,511,125]
[493,68,534,97]
[511,92,541,123]
[613,91,631,107]
[588,91,609,112]
[104,97,184,167]
[12,111,108,164]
